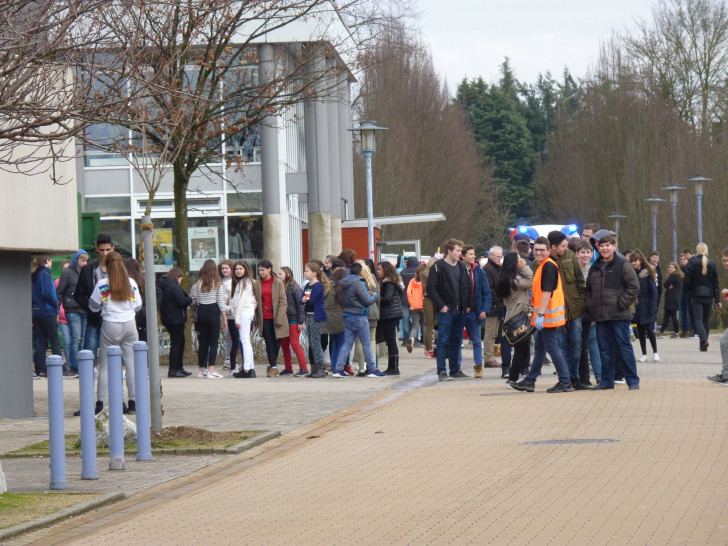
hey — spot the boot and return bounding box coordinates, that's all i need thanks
[307,363,325,378]
[384,356,400,375]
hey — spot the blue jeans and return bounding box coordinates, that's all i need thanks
[595,320,639,388]
[436,309,466,375]
[459,310,483,367]
[680,292,695,332]
[59,321,71,368]
[337,316,376,371]
[328,332,345,372]
[559,319,582,380]
[401,307,412,342]
[65,312,87,371]
[83,321,101,361]
[525,327,570,385]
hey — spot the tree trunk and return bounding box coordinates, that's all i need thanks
[173,159,191,288]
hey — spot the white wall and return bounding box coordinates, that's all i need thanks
[0,143,79,254]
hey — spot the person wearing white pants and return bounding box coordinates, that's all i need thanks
[230,260,259,379]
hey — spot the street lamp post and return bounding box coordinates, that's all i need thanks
[348,120,387,261]
[662,185,685,262]
[644,197,666,252]
[607,212,627,235]
[687,175,711,243]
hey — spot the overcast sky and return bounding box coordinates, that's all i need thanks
[416,0,657,93]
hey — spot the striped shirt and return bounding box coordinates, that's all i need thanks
[193,280,228,312]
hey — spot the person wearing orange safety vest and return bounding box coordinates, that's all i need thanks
[511,236,574,393]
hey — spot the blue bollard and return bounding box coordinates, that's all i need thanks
[46,355,66,490]
[77,350,98,480]
[107,345,126,470]
[133,341,153,461]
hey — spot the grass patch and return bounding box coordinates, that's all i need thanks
[0,492,100,530]
[8,427,259,455]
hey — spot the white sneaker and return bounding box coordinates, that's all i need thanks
[207,371,223,379]
[638,355,648,362]
[229,366,240,376]
[197,370,207,378]
[223,359,231,370]
[653,353,660,362]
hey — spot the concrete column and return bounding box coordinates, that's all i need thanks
[338,80,355,219]
[259,43,289,268]
[304,49,332,261]
[327,59,342,254]
[0,251,34,418]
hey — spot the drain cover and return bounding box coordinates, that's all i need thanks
[522,438,618,445]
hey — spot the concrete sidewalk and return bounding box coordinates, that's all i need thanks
[2,333,727,544]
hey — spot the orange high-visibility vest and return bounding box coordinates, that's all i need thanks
[531,257,566,328]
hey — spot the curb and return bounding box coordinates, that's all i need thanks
[0,492,125,541]
[226,430,281,453]
[2,430,279,459]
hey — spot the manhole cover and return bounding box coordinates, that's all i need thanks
[522,438,618,445]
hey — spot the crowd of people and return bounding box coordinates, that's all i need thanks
[30,227,728,414]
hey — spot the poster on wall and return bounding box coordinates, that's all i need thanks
[138,228,174,273]
[189,226,219,272]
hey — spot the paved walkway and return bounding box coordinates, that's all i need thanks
[2,333,727,544]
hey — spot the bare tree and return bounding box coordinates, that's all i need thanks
[76,0,398,276]
[353,23,499,253]
[623,0,728,136]
[0,0,141,179]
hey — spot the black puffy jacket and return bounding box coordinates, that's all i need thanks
[379,280,404,321]
[157,276,192,326]
[585,253,639,322]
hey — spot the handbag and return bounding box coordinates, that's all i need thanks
[501,311,534,346]
[189,282,199,323]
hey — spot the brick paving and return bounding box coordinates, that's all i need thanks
[2,333,727,544]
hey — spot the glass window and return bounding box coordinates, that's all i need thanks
[84,123,127,167]
[226,192,262,214]
[98,219,132,259]
[85,197,131,217]
[227,217,263,267]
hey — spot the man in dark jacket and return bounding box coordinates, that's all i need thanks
[31,256,62,376]
[586,231,640,390]
[74,233,115,361]
[548,231,588,389]
[400,255,420,345]
[461,245,491,377]
[333,262,380,376]
[56,250,89,374]
[426,238,474,380]
[482,246,503,373]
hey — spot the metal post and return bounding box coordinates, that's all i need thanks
[107,345,126,470]
[133,341,153,461]
[651,209,658,252]
[77,350,98,480]
[364,150,374,261]
[47,355,66,490]
[141,215,162,431]
[671,200,678,263]
[696,191,703,243]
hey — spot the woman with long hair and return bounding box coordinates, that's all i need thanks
[192,259,228,378]
[218,260,235,370]
[685,243,721,351]
[497,252,533,387]
[376,260,404,375]
[255,259,289,377]
[124,258,147,342]
[301,262,328,378]
[89,251,142,413]
[31,255,62,378]
[231,260,258,378]
[630,249,659,362]
[157,267,192,377]
[353,258,379,376]
[277,266,308,376]
[660,262,684,337]
[323,269,347,375]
